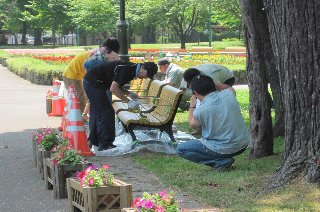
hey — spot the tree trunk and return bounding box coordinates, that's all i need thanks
[21,21,27,45]
[240,0,274,158]
[34,28,42,46]
[264,0,320,187]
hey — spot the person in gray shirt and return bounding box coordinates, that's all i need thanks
[176,75,249,172]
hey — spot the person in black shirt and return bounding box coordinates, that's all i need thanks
[83,61,158,151]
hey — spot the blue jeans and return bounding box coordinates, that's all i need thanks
[83,80,115,148]
[176,140,247,169]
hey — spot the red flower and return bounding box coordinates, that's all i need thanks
[132,197,141,207]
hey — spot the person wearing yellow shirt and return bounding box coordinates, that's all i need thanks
[62,37,120,113]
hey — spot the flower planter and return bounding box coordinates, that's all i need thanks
[54,161,91,199]
[121,208,217,212]
[67,178,132,212]
[36,146,51,180]
[44,158,55,190]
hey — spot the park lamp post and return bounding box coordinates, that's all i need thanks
[116,0,130,62]
[208,1,213,47]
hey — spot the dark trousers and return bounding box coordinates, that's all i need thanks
[83,80,115,148]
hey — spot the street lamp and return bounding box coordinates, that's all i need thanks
[208,1,212,47]
[116,0,130,62]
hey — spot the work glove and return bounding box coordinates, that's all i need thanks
[128,92,138,100]
[128,100,140,110]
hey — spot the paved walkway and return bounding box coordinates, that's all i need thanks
[0,65,211,211]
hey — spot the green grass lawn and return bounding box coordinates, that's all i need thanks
[131,88,320,211]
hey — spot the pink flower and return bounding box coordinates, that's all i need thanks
[88,178,95,186]
[155,206,165,212]
[144,200,154,209]
[52,159,58,166]
[101,164,110,170]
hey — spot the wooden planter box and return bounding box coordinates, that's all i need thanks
[122,208,218,212]
[44,158,55,190]
[36,146,51,180]
[67,178,132,212]
[44,159,91,197]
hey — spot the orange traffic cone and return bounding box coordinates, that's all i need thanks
[62,85,79,138]
[66,101,94,156]
[48,80,66,116]
[52,80,60,95]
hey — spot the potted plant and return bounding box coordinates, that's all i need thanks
[31,127,59,178]
[67,164,132,212]
[131,191,181,212]
[44,141,90,198]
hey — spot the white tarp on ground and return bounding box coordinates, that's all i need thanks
[91,118,195,157]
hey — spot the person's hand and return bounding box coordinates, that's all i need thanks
[128,100,140,110]
[189,95,197,108]
[128,92,138,100]
[106,51,120,61]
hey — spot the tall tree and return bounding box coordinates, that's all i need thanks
[212,0,242,38]
[240,0,274,158]
[68,0,118,39]
[0,0,29,44]
[263,0,320,187]
[126,0,162,43]
[161,0,207,49]
[24,0,70,47]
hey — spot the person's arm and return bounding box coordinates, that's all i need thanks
[215,82,230,91]
[110,81,130,103]
[188,95,201,129]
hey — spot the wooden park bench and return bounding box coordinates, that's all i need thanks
[160,47,181,54]
[190,47,214,54]
[112,79,166,114]
[112,78,152,103]
[220,47,246,57]
[116,85,183,142]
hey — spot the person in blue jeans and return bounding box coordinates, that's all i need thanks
[83,61,158,151]
[176,75,249,171]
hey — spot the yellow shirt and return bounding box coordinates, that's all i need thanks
[63,51,90,80]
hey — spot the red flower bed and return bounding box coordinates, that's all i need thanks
[33,55,75,64]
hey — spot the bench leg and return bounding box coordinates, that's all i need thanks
[162,125,176,142]
[128,126,137,141]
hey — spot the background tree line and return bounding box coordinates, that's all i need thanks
[0,0,241,48]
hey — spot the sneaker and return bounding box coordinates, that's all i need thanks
[98,144,117,151]
[214,158,235,172]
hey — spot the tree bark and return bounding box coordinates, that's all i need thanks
[21,21,27,45]
[240,0,274,158]
[264,0,320,187]
[34,28,43,46]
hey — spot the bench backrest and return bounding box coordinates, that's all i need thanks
[150,85,183,124]
[130,78,143,90]
[136,78,152,96]
[145,80,166,104]
[190,47,214,52]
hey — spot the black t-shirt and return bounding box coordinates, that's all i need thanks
[83,60,136,88]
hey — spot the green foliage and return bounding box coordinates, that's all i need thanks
[50,141,85,166]
[68,0,118,35]
[6,57,64,75]
[211,0,242,30]
[39,133,60,151]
